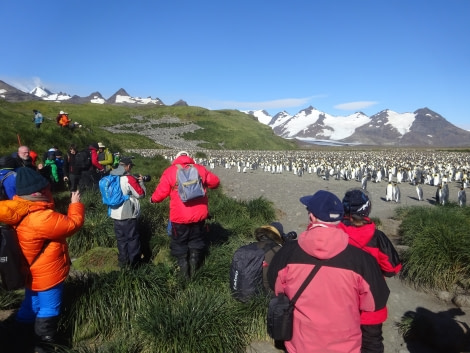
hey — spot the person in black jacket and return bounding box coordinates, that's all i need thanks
[63,144,81,192]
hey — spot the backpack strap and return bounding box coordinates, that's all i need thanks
[174,163,191,187]
[1,171,15,184]
[29,241,50,267]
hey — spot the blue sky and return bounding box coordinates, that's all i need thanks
[2,1,469,130]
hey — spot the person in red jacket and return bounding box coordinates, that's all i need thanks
[267,190,390,353]
[0,167,84,350]
[339,188,402,353]
[150,151,220,279]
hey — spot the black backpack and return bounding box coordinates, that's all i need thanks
[74,150,92,172]
[229,242,278,302]
[0,223,49,291]
[0,171,15,201]
[0,224,31,290]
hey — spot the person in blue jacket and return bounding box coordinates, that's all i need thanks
[0,155,17,199]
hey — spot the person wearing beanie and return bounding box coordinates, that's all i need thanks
[339,188,402,353]
[150,151,220,279]
[267,190,390,353]
[0,155,17,199]
[0,167,84,350]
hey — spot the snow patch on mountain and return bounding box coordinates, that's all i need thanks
[385,111,415,135]
[90,95,106,104]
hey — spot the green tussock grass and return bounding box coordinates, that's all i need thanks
[397,204,470,291]
[4,99,470,351]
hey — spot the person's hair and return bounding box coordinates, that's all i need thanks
[347,214,370,226]
[69,144,77,150]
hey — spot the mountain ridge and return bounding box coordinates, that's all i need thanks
[1,79,469,147]
[246,107,470,147]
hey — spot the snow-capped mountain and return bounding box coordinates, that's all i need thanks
[30,87,71,101]
[0,80,171,106]
[245,106,470,147]
[106,88,164,105]
[1,79,468,146]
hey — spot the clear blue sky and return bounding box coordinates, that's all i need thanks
[2,0,469,130]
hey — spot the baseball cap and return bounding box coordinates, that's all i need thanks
[300,190,344,222]
[120,157,135,166]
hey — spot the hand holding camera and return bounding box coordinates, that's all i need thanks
[133,174,151,183]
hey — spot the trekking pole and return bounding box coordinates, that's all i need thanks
[17,133,22,146]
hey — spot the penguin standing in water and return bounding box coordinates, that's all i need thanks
[386,181,393,201]
[416,184,424,201]
[458,187,466,207]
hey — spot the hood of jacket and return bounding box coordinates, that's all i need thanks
[0,197,54,225]
[338,218,375,249]
[171,155,195,166]
[298,223,349,260]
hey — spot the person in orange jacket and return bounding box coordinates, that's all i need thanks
[0,167,84,350]
[56,111,71,128]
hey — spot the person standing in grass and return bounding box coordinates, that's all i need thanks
[150,151,220,279]
[339,188,402,353]
[97,142,114,173]
[63,144,82,192]
[0,167,84,351]
[108,157,146,267]
[32,109,44,129]
[267,190,389,353]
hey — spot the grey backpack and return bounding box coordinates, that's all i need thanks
[175,164,205,202]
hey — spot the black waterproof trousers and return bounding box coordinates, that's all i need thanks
[113,218,142,267]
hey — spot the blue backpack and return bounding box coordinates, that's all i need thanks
[99,175,129,212]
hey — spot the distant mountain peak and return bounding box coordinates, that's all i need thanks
[247,107,470,147]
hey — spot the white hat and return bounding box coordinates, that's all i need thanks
[98,142,105,148]
[176,151,189,158]
[59,110,65,114]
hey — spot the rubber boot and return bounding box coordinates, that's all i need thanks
[177,255,189,280]
[189,249,202,278]
[11,321,35,353]
[34,316,60,352]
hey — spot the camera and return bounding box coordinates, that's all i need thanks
[133,174,151,182]
[283,231,298,241]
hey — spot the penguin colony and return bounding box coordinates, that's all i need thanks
[132,149,469,206]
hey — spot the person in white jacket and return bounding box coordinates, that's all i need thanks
[109,157,146,267]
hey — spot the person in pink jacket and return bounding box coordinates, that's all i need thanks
[267,190,389,353]
[150,151,220,279]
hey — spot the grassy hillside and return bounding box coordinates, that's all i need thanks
[0,100,297,157]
